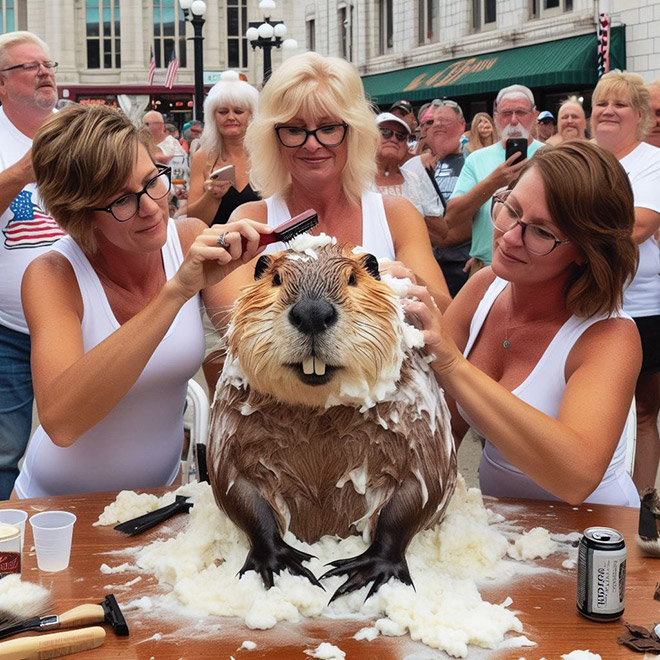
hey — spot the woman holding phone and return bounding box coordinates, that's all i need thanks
[187,72,260,226]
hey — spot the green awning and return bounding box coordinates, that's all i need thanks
[362,26,625,104]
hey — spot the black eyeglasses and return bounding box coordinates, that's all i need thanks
[91,165,171,222]
[275,123,348,148]
[379,127,408,142]
[490,189,570,256]
[0,61,58,73]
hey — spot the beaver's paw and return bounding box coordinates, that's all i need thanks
[322,548,414,603]
[239,538,324,590]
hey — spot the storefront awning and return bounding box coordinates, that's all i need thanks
[362,26,625,104]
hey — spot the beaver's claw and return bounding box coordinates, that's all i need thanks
[322,547,414,603]
[239,537,324,590]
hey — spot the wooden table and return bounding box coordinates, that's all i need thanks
[2,492,657,659]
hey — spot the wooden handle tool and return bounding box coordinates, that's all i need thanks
[0,626,105,660]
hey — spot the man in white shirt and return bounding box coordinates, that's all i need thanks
[0,31,64,499]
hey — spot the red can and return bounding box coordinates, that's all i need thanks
[0,523,21,578]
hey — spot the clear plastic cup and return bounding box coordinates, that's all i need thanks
[29,511,77,572]
[0,509,27,550]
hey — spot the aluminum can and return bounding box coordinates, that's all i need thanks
[0,523,21,578]
[577,526,626,621]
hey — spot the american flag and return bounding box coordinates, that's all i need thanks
[147,46,156,85]
[597,13,611,79]
[3,190,65,250]
[164,49,179,89]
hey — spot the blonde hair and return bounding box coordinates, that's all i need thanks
[466,112,498,153]
[592,71,653,140]
[0,31,49,72]
[514,140,637,317]
[200,74,259,156]
[245,52,379,204]
[32,105,144,253]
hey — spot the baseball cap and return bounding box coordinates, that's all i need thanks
[537,110,555,122]
[389,100,414,115]
[376,112,411,134]
[495,84,535,109]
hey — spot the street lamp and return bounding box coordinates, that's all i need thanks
[179,0,206,122]
[246,0,297,84]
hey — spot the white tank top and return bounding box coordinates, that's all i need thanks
[262,191,396,259]
[14,220,205,498]
[459,277,639,507]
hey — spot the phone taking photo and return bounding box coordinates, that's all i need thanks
[505,138,528,165]
[210,165,236,184]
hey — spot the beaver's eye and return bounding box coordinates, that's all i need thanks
[272,272,282,286]
[348,272,357,286]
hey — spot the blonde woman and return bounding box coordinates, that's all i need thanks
[187,72,259,226]
[591,71,660,492]
[465,112,498,153]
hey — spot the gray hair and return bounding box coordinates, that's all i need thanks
[495,84,535,110]
[0,31,50,72]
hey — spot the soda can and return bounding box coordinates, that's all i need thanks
[577,526,626,621]
[0,523,21,578]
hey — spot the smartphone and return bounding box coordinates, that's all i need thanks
[505,138,527,165]
[210,165,236,184]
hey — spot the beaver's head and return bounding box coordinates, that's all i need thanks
[224,240,417,409]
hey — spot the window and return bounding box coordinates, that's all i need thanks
[338,5,353,61]
[153,0,187,70]
[472,0,496,30]
[0,0,15,33]
[86,0,120,69]
[530,0,572,19]
[227,0,248,69]
[306,18,316,52]
[418,0,438,45]
[378,0,393,55]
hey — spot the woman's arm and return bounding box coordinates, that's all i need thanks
[24,219,271,447]
[185,149,232,226]
[632,207,660,244]
[384,195,452,311]
[405,284,642,504]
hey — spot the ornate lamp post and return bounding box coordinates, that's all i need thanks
[179,0,206,121]
[245,0,297,84]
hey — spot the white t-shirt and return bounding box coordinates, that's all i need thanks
[619,142,660,317]
[0,108,65,333]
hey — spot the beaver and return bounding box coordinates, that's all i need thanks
[208,238,456,601]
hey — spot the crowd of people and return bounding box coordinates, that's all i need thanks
[0,29,658,512]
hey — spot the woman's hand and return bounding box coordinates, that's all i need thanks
[402,283,463,377]
[379,260,417,283]
[203,176,233,200]
[170,219,273,301]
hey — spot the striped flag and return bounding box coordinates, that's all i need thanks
[164,48,179,89]
[147,46,156,85]
[597,13,611,78]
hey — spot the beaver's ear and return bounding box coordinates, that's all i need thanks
[254,255,272,280]
[359,254,380,280]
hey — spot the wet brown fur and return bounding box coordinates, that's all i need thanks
[208,244,456,545]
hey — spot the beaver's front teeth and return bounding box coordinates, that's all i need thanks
[302,357,326,376]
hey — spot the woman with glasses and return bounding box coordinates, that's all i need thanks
[11,105,271,499]
[187,72,260,227]
[591,71,660,493]
[405,140,641,506]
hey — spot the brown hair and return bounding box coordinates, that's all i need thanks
[466,112,498,153]
[516,140,637,317]
[32,104,145,252]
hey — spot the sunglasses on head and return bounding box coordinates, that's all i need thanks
[379,127,408,142]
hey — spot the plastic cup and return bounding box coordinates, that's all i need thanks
[29,511,77,572]
[0,509,27,550]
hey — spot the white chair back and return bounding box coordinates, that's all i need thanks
[182,379,210,484]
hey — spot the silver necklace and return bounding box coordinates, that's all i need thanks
[503,311,565,349]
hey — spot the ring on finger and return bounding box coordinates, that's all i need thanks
[217,232,228,247]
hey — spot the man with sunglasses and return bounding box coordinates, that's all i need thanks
[442,84,542,275]
[0,31,64,499]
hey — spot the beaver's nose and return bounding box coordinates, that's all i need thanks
[289,299,337,335]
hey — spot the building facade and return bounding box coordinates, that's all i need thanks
[1,0,659,123]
